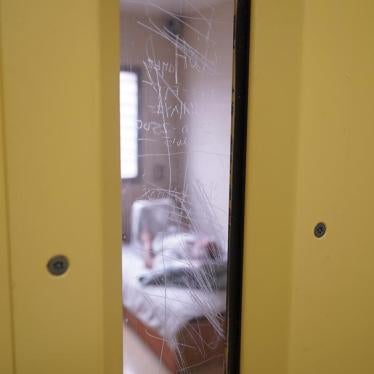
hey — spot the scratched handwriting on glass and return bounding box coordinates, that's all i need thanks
[120,1,234,372]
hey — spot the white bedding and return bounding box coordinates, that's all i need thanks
[122,244,226,348]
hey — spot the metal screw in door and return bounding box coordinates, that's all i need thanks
[47,255,69,276]
[314,222,327,238]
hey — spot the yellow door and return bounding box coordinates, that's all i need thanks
[242,1,374,374]
[0,0,122,373]
[3,1,374,374]
[0,52,14,374]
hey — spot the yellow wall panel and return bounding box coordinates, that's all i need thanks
[0,20,14,371]
[241,1,303,373]
[242,1,374,373]
[289,2,374,373]
[0,1,122,373]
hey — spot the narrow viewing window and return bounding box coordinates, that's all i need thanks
[120,1,248,372]
[120,70,138,179]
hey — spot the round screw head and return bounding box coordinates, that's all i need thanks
[314,222,327,238]
[47,255,69,276]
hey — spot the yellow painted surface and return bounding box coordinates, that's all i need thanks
[241,1,303,373]
[0,0,122,373]
[0,14,14,370]
[242,1,374,373]
[290,2,374,373]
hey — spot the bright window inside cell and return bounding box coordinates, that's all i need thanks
[120,70,138,179]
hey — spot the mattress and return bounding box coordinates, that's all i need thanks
[122,244,226,348]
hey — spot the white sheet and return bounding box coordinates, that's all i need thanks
[122,244,226,347]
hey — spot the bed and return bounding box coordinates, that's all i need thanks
[122,245,227,372]
[122,199,227,372]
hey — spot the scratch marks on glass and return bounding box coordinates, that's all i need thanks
[121,1,234,373]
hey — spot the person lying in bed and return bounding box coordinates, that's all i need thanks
[140,229,222,269]
[139,230,226,290]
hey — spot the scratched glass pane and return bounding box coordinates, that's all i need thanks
[120,1,234,372]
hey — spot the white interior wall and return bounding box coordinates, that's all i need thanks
[182,2,234,249]
[120,2,234,246]
[120,12,185,239]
